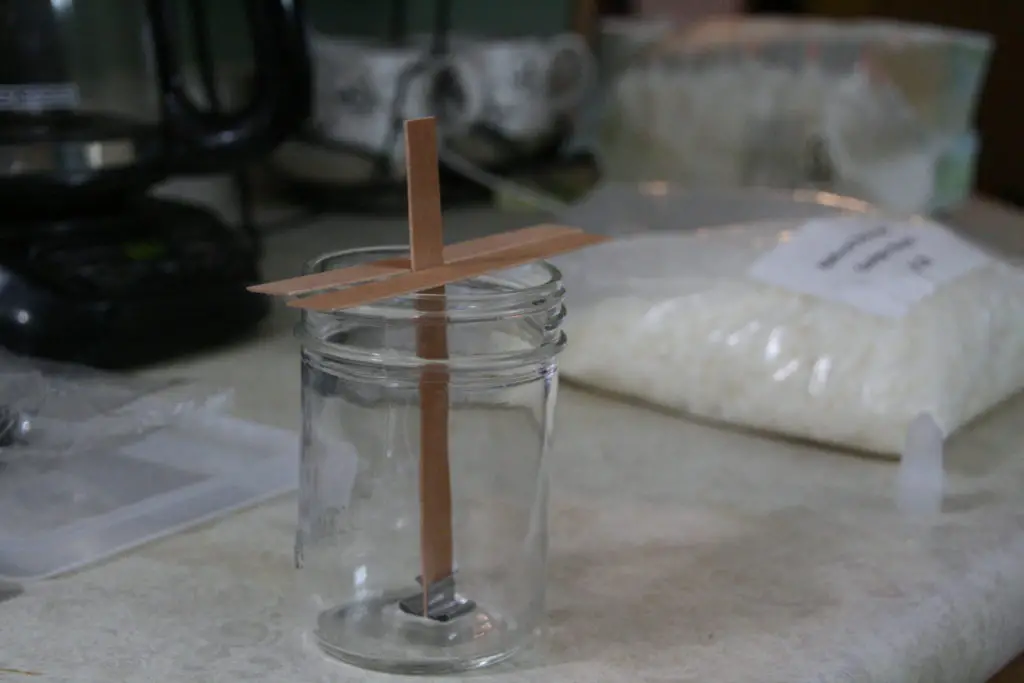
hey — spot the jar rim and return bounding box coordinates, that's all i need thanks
[297,245,567,374]
[301,245,565,321]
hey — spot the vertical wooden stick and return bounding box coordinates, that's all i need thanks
[404,118,454,612]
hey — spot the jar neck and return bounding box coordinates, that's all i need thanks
[296,248,567,374]
[298,303,567,373]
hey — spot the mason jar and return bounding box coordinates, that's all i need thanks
[296,246,565,674]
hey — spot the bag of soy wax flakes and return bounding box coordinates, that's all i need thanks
[554,211,1024,456]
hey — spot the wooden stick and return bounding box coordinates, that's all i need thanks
[404,118,454,612]
[249,224,585,297]
[288,230,608,311]
[372,224,582,270]
[247,262,407,296]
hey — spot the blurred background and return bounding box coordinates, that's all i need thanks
[755,0,1019,205]
[214,0,1013,217]
[0,0,1015,369]
[98,0,1016,205]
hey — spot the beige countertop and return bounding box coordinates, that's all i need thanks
[4,197,1024,683]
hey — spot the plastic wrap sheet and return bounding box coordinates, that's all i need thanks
[0,350,229,459]
[0,352,302,582]
[0,352,237,574]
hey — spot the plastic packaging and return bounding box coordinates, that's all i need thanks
[0,351,296,581]
[897,414,945,516]
[599,17,991,214]
[0,349,228,459]
[552,184,1024,457]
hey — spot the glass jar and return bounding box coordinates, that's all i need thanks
[296,246,565,674]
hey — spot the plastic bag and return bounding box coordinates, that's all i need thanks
[0,349,231,461]
[599,17,991,213]
[553,197,1024,457]
[0,351,267,581]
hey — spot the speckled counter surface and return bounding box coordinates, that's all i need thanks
[4,201,1024,683]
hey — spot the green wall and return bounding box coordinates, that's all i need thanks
[310,0,574,39]
[214,0,576,60]
[67,0,575,90]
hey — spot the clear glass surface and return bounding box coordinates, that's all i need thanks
[1,2,159,127]
[296,247,565,674]
[0,1,261,124]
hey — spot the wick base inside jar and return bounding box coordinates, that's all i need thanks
[397,573,478,622]
[315,588,517,674]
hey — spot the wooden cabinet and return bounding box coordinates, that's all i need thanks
[991,651,1024,683]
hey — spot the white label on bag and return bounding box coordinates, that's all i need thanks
[748,216,992,318]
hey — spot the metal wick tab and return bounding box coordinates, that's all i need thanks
[398,573,476,622]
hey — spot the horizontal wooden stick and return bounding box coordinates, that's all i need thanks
[247,263,407,296]
[289,231,609,312]
[374,223,582,270]
[248,224,584,297]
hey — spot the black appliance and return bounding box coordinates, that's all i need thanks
[0,0,311,368]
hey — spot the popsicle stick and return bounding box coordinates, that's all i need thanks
[247,263,407,296]
[405,117,454,608]
[372,223,584,270]
[249,224,583,297]
[288,230,609,311]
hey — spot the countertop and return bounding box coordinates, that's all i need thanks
[4,196,1024,683]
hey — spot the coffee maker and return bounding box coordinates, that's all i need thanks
[0,0,311,368]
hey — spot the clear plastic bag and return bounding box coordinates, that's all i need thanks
[0,351,301,582]
[599,17,991,214]
[0,349,230,460]
[553,185,1024,457]
[0,351,234,536]
[0,350,233,544]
